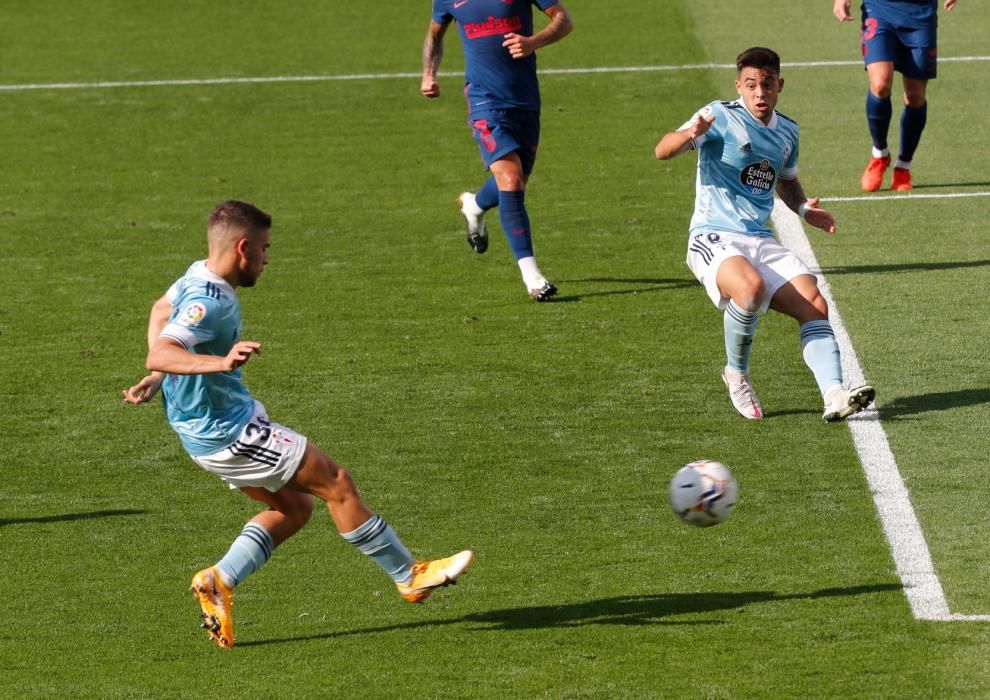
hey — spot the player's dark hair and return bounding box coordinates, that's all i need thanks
[736,47,781,74]
[208,200,272,238]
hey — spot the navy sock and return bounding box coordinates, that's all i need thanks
[723,300,760,372]
[866,91,892,152]
[898,102,928,163]
[475,176,499,210]
[498,190,534,261]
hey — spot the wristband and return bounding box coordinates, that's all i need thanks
[797,202,812,220]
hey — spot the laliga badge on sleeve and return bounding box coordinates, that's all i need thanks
[178,302,207,328]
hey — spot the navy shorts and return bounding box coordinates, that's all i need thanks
[468,109,541,174]
[861,13,937,80]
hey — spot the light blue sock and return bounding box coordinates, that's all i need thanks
[724,300,760,372]
[341,515,415,584]
[800,320,843,396]
[214,522,274,588]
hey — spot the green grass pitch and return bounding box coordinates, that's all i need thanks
[1,1,989,697]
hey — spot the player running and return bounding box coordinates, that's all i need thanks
[123,201,473,648]
[833,0,959,191]
[420,0,573,302]
[654,47,876,423]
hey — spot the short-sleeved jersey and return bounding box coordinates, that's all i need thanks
[433,0,557,115]
[158,260,255,456]
[864,0,939,29]
[683,99,800,239]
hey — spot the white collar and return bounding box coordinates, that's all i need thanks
[191,259,236,295]
[735,98,777,129]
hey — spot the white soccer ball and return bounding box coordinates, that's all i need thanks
[669,460,738,527]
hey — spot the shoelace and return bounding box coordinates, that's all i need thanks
[410,561,430,576]
[730,378,759,406]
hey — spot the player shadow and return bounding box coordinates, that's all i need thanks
[553,277,697,302]
[908,181,990,190]
[237,582,900,647]
[0,509,146,528]
[876,388,990,419]
[760,407,821,419]
[822,259,990,276]
[460,583,900,631]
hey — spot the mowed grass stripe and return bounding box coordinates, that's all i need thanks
[1,55,988,92]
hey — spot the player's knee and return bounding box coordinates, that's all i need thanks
[903,90,926,109]
[274,492,314,533]
[869,82,893,99]
[322,466,360,504]
[497,172,526,192]
[734,279,765,312]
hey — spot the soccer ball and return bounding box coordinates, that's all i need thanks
[669,460,738,527]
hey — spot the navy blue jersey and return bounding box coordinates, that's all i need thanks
[433,0,557,114]
[863,0,939,29]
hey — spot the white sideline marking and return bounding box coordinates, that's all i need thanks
[772,200,989,622]
[825,192,990,203]
[0,55,988,92]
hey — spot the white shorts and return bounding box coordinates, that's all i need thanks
[191,401,308,492]
[686,230,813,313]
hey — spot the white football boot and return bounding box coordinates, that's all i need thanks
[456,192,488,254]
[822,384,876,423]
[721,366,763,420]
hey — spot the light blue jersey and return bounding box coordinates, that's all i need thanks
[685,99,800,239]
[159,261,255,456]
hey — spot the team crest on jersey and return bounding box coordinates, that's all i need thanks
[272,429,295,446]
[740,160,776,196]
[178,302,207,327]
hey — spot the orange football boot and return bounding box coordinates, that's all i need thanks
[396,550,474,603]
[190,567,234,648]
[891,167,912,191]
[860,155,890,192]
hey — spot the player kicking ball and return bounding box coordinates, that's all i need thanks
[124,201,473,648]
[654,47,875,423]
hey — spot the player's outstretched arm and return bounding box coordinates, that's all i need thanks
[833,0,853,22]
[503,2,573,59]
[655,110,714,160]
[421,19,449,98]
[777,177,836,234]
[146,337,262,375]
